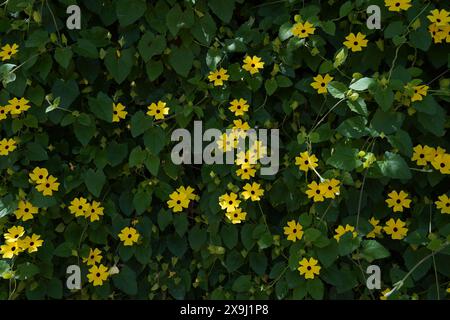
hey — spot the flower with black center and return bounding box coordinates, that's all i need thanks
[427,9,450,27]
[306,181,326,202]
[322,179,340,199]
[4,226,25,243]
[367,217,383,238]
[83,248,103,266]
[35,175,60,196]
[0,138,17,156]
[118,227,140,246]
[384,0,411,12]
[7,97,30,115]
[112,102,127,122]
[411,144,433,166]
[219,192,241,212]
[229,98,249,117]
[208,68,229,86]
[29,167,49,184]
[383,218,408,240]
[297,257,321,279]
[411,84,429,102]
[385,190,411,212]
[435,194,450,214]
[85,200,104,222]
[167,190,190,213]
[69,197,89,217]
[21,234,43,253]
[334,224,357,242]
[292,21,315,39]
[147,100,169,120]
[0,241,22,259]
[0,105,9,121]
[87,264,109,286]
[295,151,319,172]
[225,208,247,224]
[242,55,264,75]
[310,74,333,94]
[431,153,450,174]
[0,43,19,61]
[14,200,38,221]
[242,182,264,201]
[236,165,256,180]
[283,220,304,242]
[343,32,368,52]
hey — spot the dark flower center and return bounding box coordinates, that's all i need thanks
[419,154,424,158]
[45,183,50,188]
[216,75,221,79]
[251,63,255,67]
[321,82,325,87]
[176,200,181,204]
[440,163,445,168]
[393,227,398,232]
[24,208,29,212]
[395,2,400,7]
[30,242,34,246]
[316,189,320,194]
[229,200,233,205]
[234,213,238,217]
[91,255,94,259]
[128,234,132,238]
[353,41,358,45]
[304,160,309,164]
[307,266,311,270]
[96,272,100,277]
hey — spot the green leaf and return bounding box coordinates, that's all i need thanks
[166,4,183,36]
[84,169,106,197]
[232,275,252,293]
[188,225,207,251]
[88,92,113,123]
[326,145,361,171]
[133,189,151,215]
[327,81,347,99]
[265,78,278,96]
[26,142,48,161]
[54,242,73,257]
[370,110,404,135]
[146,60,164,81]
[409,27,431,51]
[129,146,146,167]
[208,0,235,23]
[116,0,146,26]
[373,86,394,111]
[387,130,413,157]
[221,224,238,249]
[113,265,137,295]
[307,278,324,300]
[138,33,166,62]
[337,116,369,139]
[349,77,375,91]
[249,252,267,276]
[378,152,412,180]
[54,47,73,69]
[144,154,160,176]
[304,228,321,242]
[104,48,134,84]
[169,47,193,77]
[130,111,152,137]
[385,21,405,39]
[16,262,40,280]
[360,240,390,262]
[279,22,293,41]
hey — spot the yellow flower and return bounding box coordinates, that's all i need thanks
[0,138,17,156]
[250,140,267,160]
[343,32,368,52]
[167,191,190,213]
[435,194,450,214]
[334,224,357,242]
[176,185,196,201]
[0,43,19,61]
[310,74,334,94]
[217,132,238,152]
[118,227,140,246]
[367,217,383,238]
[385,190,411,212]
[428,23,446,44]
[83,248,103,266]
[236,165,256,180]
[427,9,450,26]
[236,150,257,166]
[298,257,321,279]
[295,151,319,172]
[14,200,38,221]
[283,220,303,242]
[242,182,264,201]
[384,218,408,240]
[322,179,340,199]
[411,84,429,102]
[384,0,411,12]
[85,200,104,222]
[242,55,264,75]
[112,102,127,122]
[69,197,89,217]
[4,226,25,243]
[225,208,247,224]
[0,105,9,121]
[208,68,229,86]
[7,97,31,115]
[229,98,249,117]
[0,241,22,259]
[29,167,49,184]
[380,288,392,300]
[292,21,316,38]
[35,175,60,196]
[219,192,241,212]
[306,181,326,202]
[21,234,43,253]
[87,264,109,286]
[147,101,169,120]
[441,25,450,43]
[232,119,250,138]
[411,144,433,166]
[431,153,450,174]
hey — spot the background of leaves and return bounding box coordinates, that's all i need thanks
[0,0,449,299]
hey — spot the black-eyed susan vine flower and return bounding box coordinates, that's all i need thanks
[435,194,450,214]
[7,97,30,115]
[367,217,383,238]
[384,218,408,240]
[177,185,196,201]
[83,248,103,266]
[118,227,140,246]
[14,200,38,221]
[35,175,60,196]
[87,264,109,286]
[4,226,25,243]
[291,21,315,38]
[242,182,264,201]
[306,181,326,202]
[0,138,17,156]
[229,98,249,117]
[242,56,264,75]
[0,241,22,259]
[322,179,340,199]
[283,220,303,242]
[385,190,411,212]
[295,151,319,172]
[225,208,247,224]
[384,0,411,12]
[250,140,267,159]
[236,150,257,166]
[334,224,357,242]
[85,201,104,222]
[236,165,256,180]
[112,102,127,122]
[21,234,43,253]
[68,197,89,217]
[219,192,241,212]
[0,43,19,61]
[343,32,368,52]
[29,167,48,184]
[208,68,229,86]
[297,257,321,279]
[167,186,196,213]
[427,9,450,27]
[0,105,9,121]
[431,153,450,174]
[411,144,434,166]
[411,84,429,102]
[232,119,250,138]
[310,74,333,94]
[217,132,238,152]
[147,101,169,120]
